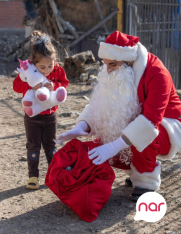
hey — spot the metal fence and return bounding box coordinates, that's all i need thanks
[125,0,181,88]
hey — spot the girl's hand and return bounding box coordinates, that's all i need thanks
[32,82,43,90]
[44,82,54,91]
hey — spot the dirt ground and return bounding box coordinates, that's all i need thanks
[0,60,181,234]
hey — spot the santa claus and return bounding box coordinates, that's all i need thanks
[57,31,181,201]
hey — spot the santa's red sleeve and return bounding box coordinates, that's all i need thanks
[13,74,31,94]
[53,65,69,90]
[122,72,172,152]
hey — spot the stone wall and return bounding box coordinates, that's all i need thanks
[0,30,25,76]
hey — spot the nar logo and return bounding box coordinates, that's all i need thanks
[134,192,167,222]
[138,202,165,212]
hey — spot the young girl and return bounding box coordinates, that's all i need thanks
[13,30,69,190]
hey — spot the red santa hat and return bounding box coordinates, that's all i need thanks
[98,31,139,61]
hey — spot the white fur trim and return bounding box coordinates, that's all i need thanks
[98,42,138,61]
[130,161,161,190]
[132,42,148,88]
[157,117,181,160]
[76,104,95,136]
[122,114,159,152]
[98,42,148,89]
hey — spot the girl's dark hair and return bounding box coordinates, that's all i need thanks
[30,30,57,64]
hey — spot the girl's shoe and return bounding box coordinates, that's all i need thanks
[26,177,39,190]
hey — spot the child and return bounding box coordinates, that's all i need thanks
[13,30,69,190]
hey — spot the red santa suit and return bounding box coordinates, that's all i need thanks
[76,31,181,190]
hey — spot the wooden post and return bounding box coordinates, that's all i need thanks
[6,36,31,57]
[45,5,53,36]
[117,0,123,32]
[48,0,64,33]
[69,10,118,48]
[59,34,74,39]
[57,12,79,39]
[94,0,108,33]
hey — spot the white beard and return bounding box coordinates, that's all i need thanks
[88,63,141,165]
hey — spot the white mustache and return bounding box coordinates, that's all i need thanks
[107,66,121,74]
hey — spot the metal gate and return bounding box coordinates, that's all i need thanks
[125,0,181,88]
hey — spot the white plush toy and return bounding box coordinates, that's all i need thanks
[17,59,67,117]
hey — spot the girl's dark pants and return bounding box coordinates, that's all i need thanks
[24,112,57,178]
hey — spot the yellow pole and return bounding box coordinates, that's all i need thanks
[117,0,123,32]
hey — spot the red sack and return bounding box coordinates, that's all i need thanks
[45,139,115,222]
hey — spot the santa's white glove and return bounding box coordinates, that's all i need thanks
[88,136,129,165]
[56,121,89,144]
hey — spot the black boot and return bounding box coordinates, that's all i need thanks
[125,177,133,187]
[131,187,154,202]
